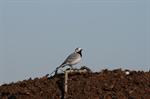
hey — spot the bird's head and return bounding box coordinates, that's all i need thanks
[75,47,83,53]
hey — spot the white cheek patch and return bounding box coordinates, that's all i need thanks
[75,48,82,53]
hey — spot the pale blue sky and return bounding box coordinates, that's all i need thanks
[0,0,150,84]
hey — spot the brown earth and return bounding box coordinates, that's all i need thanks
[0,68,150,99]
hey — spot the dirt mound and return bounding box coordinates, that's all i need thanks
[0,69,150,99]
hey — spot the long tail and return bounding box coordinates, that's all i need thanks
[49,66,61,77]
[49,70,56,77]
[54,67,60,75]
[49,64,65,77]
[54,64,65,74]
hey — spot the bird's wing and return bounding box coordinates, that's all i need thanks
[60,52,79,67]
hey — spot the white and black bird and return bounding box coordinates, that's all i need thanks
[55,47,83,74]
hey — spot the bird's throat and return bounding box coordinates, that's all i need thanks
[77,51,82,57]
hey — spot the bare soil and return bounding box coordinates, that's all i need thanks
[0,68,150,99]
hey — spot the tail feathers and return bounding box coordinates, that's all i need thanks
[54,70,57,75]
[54,64,66,75]
[54,65,62,75]
[54,67,59,75]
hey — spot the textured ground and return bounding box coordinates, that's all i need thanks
[0,68,150,99]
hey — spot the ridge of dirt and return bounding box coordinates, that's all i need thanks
[0,69,150,99]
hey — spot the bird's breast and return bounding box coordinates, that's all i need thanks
[70,56,81,65]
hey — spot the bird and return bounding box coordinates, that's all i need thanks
[55,47,83,74]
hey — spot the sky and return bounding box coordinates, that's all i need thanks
[0,0,150,84]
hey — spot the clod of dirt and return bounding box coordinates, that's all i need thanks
[0,69,150,99]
